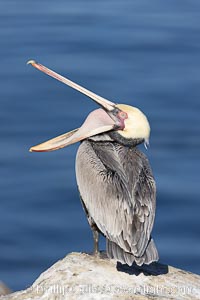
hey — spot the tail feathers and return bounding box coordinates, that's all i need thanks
[106,238,159,266]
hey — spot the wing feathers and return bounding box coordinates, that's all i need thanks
[76,140,157,261]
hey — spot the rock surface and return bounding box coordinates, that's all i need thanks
[1,252,200,300]
[0,282,11,297]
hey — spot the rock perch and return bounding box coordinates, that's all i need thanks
[1,252,200,300]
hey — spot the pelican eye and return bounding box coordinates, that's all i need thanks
[118,111,128,120]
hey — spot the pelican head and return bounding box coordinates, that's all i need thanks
[111,104,150,147]
[27,60,150,151]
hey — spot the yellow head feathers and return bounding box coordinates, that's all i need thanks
[115,104,150,144]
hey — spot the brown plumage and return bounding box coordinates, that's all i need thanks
[76,134,158,266]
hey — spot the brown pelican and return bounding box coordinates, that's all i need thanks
[27,60,159,266]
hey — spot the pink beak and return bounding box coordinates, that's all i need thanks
[27,60,123,152]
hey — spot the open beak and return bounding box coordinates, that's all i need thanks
[27,60,126,152]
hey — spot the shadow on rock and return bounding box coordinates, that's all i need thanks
[117,261,169,276]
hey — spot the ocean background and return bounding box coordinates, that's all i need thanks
[0,0,200,291]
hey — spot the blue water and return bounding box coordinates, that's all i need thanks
[0,0,200,291]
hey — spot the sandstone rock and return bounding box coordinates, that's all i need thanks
[0,282,11,296]
[1,252,200,300]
